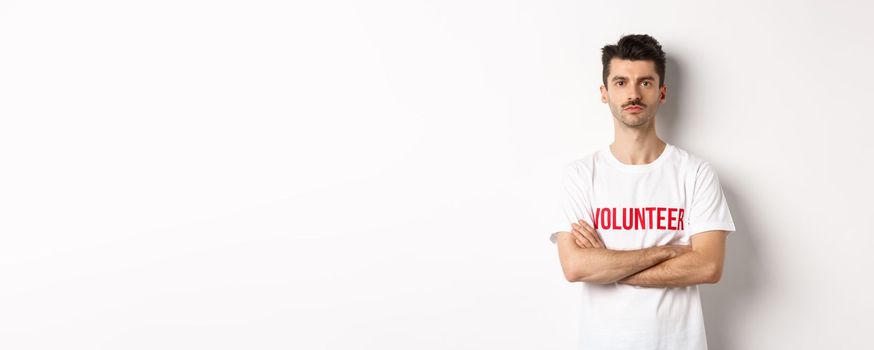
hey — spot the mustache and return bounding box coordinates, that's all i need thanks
[623,100,646,108]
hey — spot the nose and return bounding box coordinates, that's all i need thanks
[627,85,641,102]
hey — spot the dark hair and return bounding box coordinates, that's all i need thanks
[601,34,666,89]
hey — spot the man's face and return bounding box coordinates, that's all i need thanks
[599,58,666,128]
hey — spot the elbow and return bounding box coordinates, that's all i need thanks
[563,269,579,283]
[561,264,601,283]
[565,267,615,284]
[556,235,614,284]
[559,255,581,282]
[561,260,588,283]
[703,263,723,284]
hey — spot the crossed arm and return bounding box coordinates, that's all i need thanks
[555,220,727,287]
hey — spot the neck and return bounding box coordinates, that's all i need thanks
[610,119,666,165]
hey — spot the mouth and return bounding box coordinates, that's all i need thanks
[624,105,644,111]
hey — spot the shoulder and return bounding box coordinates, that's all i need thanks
[562,150,597,177]
[670,144,715,176]
[558,150,597,193]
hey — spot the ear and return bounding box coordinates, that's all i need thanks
[600,85,608,103]
[659,84,667,104]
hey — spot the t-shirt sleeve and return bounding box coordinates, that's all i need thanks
[548,163,595,244]
[685,161,736,237]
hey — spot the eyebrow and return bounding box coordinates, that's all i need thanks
[611,75,656,82]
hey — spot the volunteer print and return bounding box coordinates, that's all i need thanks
[594,207,685,231]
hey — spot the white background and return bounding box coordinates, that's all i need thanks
[1,0,872,349]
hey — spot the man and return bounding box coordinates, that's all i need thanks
[548,34,736,350]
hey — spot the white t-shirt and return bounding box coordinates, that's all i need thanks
[548,142,735,350]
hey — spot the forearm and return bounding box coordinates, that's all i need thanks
[618,251,719,288]
[556,232,674,284]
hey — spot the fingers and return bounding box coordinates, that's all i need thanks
[570,224,591,247]
[572,220,607,248]
[586,221,606,248]
[570,223,594,248]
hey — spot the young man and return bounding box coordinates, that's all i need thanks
[548,34,736,349]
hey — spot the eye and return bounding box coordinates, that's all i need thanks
[616,81,624,86]
[642,81,651,87]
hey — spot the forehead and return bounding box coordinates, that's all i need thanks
[608,58,658,79]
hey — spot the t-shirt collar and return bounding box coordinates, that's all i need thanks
[601,143,674,173]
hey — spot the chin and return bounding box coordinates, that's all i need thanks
[622,116,650,127]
